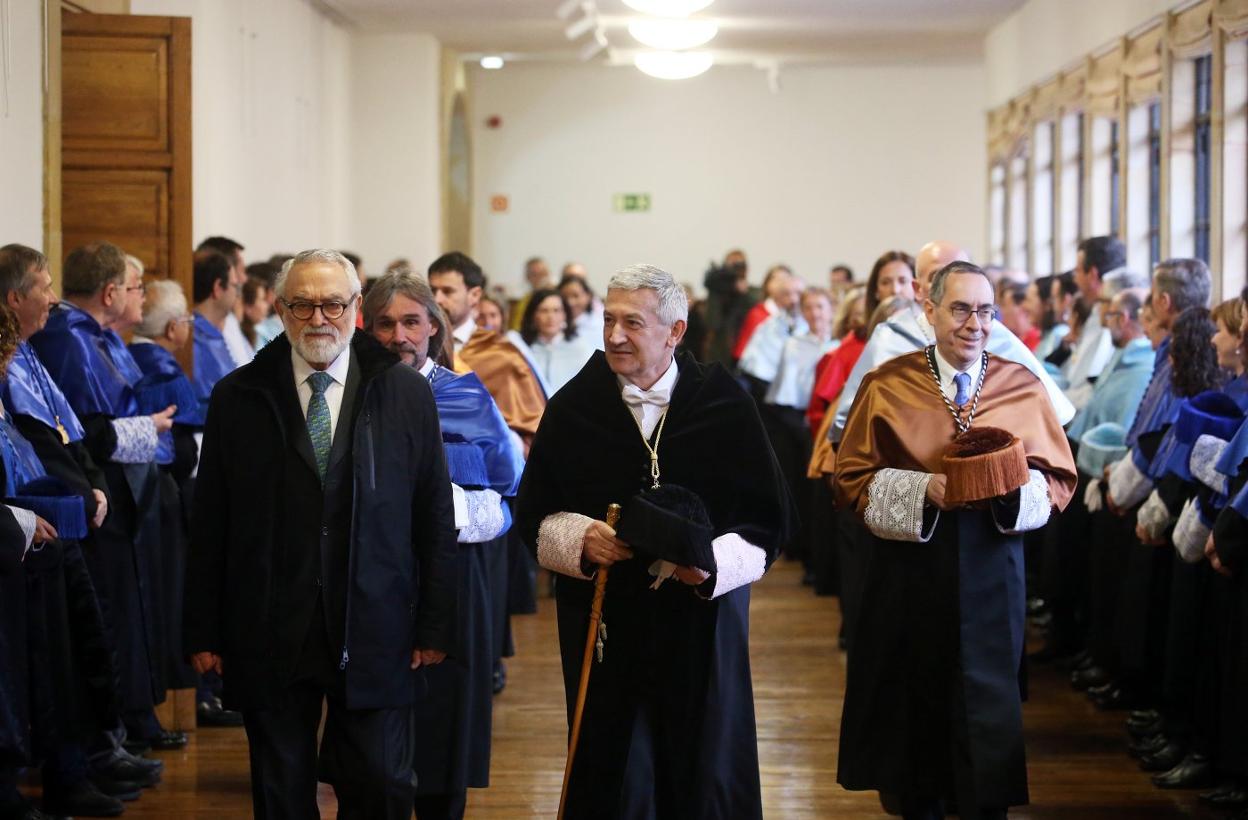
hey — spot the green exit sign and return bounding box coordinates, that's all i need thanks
[613,193,652,213]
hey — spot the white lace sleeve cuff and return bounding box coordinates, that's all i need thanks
[1191,434,1230,494]
[700,533,767,599]
[1136,489,1174,541]
[1173,498,1211,563]
[458,489,506,544]
[996,469,1051,534]
[537,511,594,579]
[1108,455,1153,509]
[451,483,469,529]
[864,468,937,542]
[110,416,158,463]
[6,505,37,561]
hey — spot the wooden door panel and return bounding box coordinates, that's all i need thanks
[63,35,169,153]
[62,169,169,278]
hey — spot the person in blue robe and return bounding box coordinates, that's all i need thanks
[363,272,524,820]
[28,242,184,761]
[191,251,241,419]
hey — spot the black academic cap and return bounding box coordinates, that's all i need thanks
[616,484,716,575]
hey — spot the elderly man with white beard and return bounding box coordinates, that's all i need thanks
[184,249,459,820]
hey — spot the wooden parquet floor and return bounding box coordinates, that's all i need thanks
[31,561,1224,818]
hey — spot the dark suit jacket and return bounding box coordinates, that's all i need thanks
[184,333,457,710]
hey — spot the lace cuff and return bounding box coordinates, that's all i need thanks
[1084,478,1104,513]
[1191,434,1230,494]
[458,489,506,544]
[5,505,36,561]
[537,512,594,579]
[700,533,766,599]
[1107,454,1153,509]
[864,468,937,542]
[110,416,158,463]
[1136,489,1174,541]
[1173,497,1211,563]
[995,469,1051,534]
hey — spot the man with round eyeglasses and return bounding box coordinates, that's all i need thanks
[184,248,458,820]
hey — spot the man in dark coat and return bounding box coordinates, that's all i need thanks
[517,263,795,820]
[183,249,458,820]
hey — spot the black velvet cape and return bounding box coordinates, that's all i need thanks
[516,350,795,820]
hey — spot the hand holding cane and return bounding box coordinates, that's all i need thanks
[558,502,621,820]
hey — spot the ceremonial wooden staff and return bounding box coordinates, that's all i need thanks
[558,502,621,820]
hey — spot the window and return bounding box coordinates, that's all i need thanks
[1149,103,1162,268]
[1110,118,1121,237]
[1077,112,1086,246]
[1032,122,1055,274]
[1007,148,1029,269]
[1057,111,1085,271]
[1195,54,1213,263]
[989,163,1007,266]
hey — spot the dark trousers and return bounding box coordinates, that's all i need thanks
[243,609,415,820]
[242,679,415,820]
[413,790,467,820]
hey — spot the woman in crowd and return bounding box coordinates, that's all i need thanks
[239,276,271,351]
[477,295,507,334]
[862,250,915,320]
[558,275,603,349]
[517,288,595,396]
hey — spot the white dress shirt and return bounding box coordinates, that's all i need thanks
[292,345,351,440]
[451,317,477,355]
[223,312,255,367]
[931,346,985,405]
[618,357,679,439]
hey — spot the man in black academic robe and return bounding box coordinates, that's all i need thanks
[517,264,795,820]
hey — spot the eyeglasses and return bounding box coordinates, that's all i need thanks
[282,299,352,321]
[1102,310,1125,320]
[125,282,147,295]
[941,302,996,325]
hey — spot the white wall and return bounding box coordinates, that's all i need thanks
[349,33,442,277]
[130,0,355,262]
[985,0,1175,107]
[470,61,987,296]
[0,0,46,247]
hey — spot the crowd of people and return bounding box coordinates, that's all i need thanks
[1,229,1247,819]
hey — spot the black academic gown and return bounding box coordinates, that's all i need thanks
[0,507,30,768]
[516,351,795,820]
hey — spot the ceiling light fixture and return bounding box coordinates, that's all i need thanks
[621,0,714,18]
[580,29,609,61]
[565,12,597,40]
[634,50,713,80]
[627,18,717,50]
[480,55,504,70]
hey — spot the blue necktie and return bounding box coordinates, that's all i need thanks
[953,371,972,407]
[307,371,334,480]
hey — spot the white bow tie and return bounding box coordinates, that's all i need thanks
[622,384,668,407]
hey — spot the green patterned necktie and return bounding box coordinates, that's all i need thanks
[306,371,334,480]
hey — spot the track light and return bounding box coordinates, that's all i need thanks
[580,29,608,61]
[634,51,713,80]
[621,0,714,17]
[565,12,597,40]
[628,18,717,50]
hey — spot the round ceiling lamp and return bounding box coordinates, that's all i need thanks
[627,18,718,50]
[634,50,713,80]
[621,0,715,18]
[480,55,505,70]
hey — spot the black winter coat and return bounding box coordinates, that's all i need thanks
[183,333,457,710]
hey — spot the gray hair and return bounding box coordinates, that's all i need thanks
[361,270,450,364]
[1101,267,1149,300]
[1153,258,1212,314]
[274,249,362,299]
[928,260,992,305]
[606,264,689,326]
[125,254,145,276]
[136,279,188,337]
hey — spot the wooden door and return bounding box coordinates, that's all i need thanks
[60,12,191,337]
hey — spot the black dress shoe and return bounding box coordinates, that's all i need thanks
[0,802,68,820]
[93,751,162,786]
[1199,784,1248,806]
[1129,708,1162,724]
[86,773,142,802]
[1071,665,1111,690]
[121,737,150,756]
[43,780,125,817]
[197,698,244,727]
[1127,713,1166,739]
[1152,752,1214,789]
[117,747,164,774]
[146,729,188,751]
[1129,733,1170,758]
[492,662,507,695]
[1070,651,1096,671]
[1087,680,1116,697]
[1093,685,1135,710]
[1139,741,1188,772]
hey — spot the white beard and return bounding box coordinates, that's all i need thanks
[295,323,354,365]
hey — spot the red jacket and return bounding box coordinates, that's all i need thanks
[806,333,866,434]
[731,302,773,360]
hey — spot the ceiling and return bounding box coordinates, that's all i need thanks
[321,0,1028,66]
